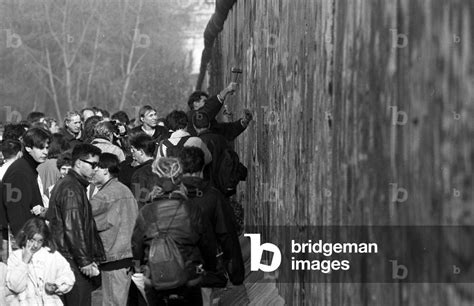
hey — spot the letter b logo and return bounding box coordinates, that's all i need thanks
[244,234,282,272]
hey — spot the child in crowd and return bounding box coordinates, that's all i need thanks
[5,217,75,305]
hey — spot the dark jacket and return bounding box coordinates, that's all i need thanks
[129,159,159,209]
[130,125,169,143]
[132,192,206,281]
[198,130,229,186]
[58,127,82,149]
[46,170,106,267]
[118,156,137,190]
[186,95,247,141]
[1,152,44,235]
[211,120,247,142]
[183,177,244,285]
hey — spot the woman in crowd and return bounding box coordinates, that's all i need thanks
[5,217,75,305]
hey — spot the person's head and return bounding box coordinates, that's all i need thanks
[150,157,184,197]
[92,107,103,118]
[93,121,116,142]
[22,127,52,163]
[166,110,188,131]
[100,109,110,120]
[16,217,55,253]
[71,143,101,181]
[81,108,96,122]
[44,118,60,134]
[192,111,211,134]
[187,91,209,110]
[129,134,155,164]
[56,150,72,177]
[128,118,137,129]
[111,111,130,126]
[47,133,70,159]
[138,105,157,128]
[64,111,82,135]
[26,112,46,125]
[0,139,22,161]
[83,115,102,142]
[179,146,205,176]
[3,123,28,141]
[93,153,120,185]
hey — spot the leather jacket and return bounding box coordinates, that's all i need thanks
[46,170,105,267]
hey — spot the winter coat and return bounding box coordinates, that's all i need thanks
[130,159,160,209]
[58,127,82,149]
[118,156,137,190]
[91,178,138,263]
[46,170,106,267]
[6,247,75,306]
[1,152,44,235]
[198,130,230,186]
[132,192,203,281]
[130,125,169,143]
[183,177,244,285]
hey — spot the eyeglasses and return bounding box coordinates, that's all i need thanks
[80,159,99,169]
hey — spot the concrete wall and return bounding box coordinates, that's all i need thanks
[209,0,473,305]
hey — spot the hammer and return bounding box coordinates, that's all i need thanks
[231,67,242,83]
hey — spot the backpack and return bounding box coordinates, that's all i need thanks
[158,136,190,158]
[148,202,188,291]
[214,148,247,197]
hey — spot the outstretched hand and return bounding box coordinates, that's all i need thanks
[220,82,239,99]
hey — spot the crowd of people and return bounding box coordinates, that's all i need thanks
[0,81,253,306]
